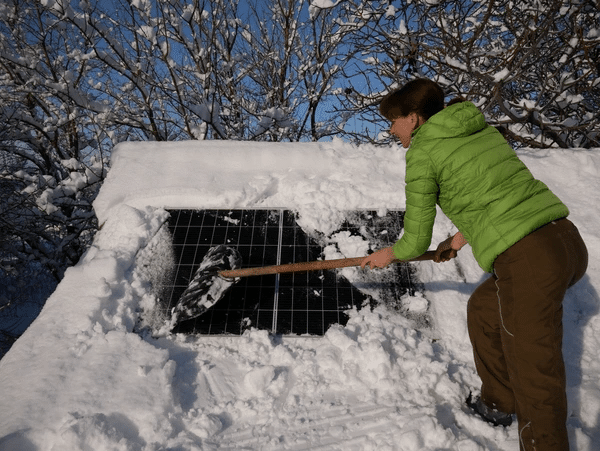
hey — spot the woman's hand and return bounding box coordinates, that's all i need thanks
[361,246,397,269]
[434,236,458,263]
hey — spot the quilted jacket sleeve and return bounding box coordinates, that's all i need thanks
[392,145,438,261]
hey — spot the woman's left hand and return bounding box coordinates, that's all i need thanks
[434,237,458,263]
[360,246,397,269]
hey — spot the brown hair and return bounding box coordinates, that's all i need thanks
[447,96,467,107]
[379,79,445,121]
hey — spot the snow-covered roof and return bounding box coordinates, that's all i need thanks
[1,141,600,450]
[93,140,407,233]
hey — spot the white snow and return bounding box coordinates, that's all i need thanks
[310,0,341,9]
[1,140,599,450]
[492,68,511,83]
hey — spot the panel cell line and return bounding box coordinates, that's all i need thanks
[163,209,416,336]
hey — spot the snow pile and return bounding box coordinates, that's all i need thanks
[0,140,599,450]
[92,140,406,235]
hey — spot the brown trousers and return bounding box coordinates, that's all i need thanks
[467,218,588,451]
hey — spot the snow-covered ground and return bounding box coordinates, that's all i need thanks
[0,140,599,451]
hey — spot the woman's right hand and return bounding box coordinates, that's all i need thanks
[360,246,397,269]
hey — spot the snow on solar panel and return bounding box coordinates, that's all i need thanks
[162,209,422,336]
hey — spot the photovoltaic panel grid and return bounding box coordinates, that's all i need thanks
[164,209,419,336]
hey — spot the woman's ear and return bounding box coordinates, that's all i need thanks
[409,112,424,130]
[406,112,418,130]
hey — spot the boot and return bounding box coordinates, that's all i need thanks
[466,392,513,427]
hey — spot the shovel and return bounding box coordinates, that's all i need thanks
[219,250,436,278]
[169,245,436,325]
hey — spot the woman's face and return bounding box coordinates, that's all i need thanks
[389,113,418,148]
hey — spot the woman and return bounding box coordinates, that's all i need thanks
[361,78,588,451]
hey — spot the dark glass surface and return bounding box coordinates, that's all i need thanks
[164,209,418,336]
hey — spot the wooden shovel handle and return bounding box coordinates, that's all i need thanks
[219,250,437,279]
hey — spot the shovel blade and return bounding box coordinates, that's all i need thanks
[170,245,242,324]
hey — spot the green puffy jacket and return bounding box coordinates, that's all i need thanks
[392,101,569,273]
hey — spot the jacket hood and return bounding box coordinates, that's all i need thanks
[413,101,487,141]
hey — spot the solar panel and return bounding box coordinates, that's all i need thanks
[162,209,421,336]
